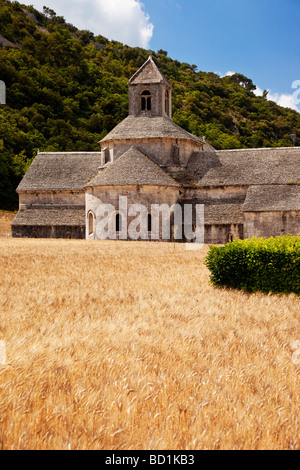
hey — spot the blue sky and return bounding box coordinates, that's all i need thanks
[145,0,299,95]
[19,0,300,111]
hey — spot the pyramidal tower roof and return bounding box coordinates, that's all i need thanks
[128,56,171,87]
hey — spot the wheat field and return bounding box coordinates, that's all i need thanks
[0,216,299,449]
[0,212,15,238]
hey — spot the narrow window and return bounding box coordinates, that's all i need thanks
[165,90,170,115]
[147,213,152,232]
[66,232,71,239]
[116,213,122,233]
[172,144,180,165]
[141,90,151,111]
[227,233,233,243]
[88,212,94,236]
[104,148,110,164]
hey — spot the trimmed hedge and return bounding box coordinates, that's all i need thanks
[205,235,300,295]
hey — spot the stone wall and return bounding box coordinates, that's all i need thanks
[184,185,248,202]
[204,224,244,244]
[128,83,171,118]
[244,211,300,238]
[11,225,85,239]
[102,137,202,167]
[86,185,179,241]
[18,190,85,209]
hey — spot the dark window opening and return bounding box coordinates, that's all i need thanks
[172,144,180,165]
[141,90,151,111]
[227,233,233,243]
[165,90,170,115]
[103,147,110,164]
[88,212,94,236]
[147,213,152,232]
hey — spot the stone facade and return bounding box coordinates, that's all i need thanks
[244,211,300,239]
[12,224,85,239]
[12,57,300,243]
[86,185,179,241]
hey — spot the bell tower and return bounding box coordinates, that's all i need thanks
[127,56,172,118]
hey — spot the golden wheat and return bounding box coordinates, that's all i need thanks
[0,212,14,238]
[0,234,299,450]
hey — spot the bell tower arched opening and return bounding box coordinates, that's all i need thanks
[141,90,152,112]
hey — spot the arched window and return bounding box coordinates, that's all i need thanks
[147,213,152,232]
[66,232,71,240]
[165,90,170,115]
[88,212,94,236]
[141,90,151,111]
[227,233,234,243]
[116,213,122,233]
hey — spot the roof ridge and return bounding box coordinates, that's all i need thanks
[37,152,101,155]
[217,147,299,152]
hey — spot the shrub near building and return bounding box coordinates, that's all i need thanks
[205,235,300,295]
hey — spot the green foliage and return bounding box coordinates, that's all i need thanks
[205,236,300,295]
[0,0,300,209]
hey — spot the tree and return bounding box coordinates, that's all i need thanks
[157,49,168,56]
[43,6,56,18]
[227,73,256,92]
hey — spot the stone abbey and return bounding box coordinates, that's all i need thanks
[12,57,300,243]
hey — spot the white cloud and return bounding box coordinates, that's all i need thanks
[255,87,299,112]
[253,86,263,97]
[218,71,236,78]
[222,72,300,113]
[267,91,299,112]
[224,71,235,77]
[20,0,154,48]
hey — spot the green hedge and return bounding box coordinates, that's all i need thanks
[205,235,300,295]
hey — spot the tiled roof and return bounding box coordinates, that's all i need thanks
[16,152,102,191]
[204,203,244,224]
[186,147,300,186]
[100,115,203,144]
[12,208,85,226]
[243,184,300,211]
[86,146,179,187]
[180,198,244,224]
